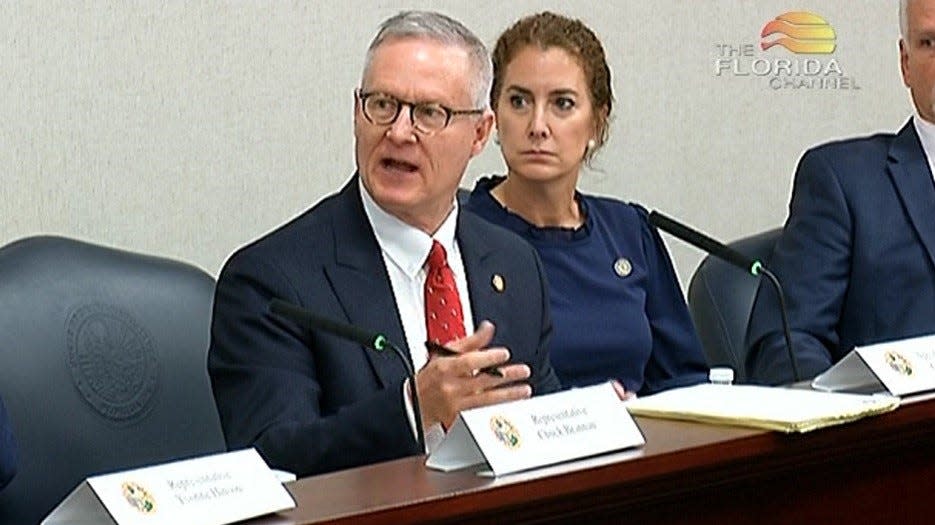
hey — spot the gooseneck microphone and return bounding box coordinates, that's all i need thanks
[648,211,801,383]
[648,211,762,276]
[268,298,426,453]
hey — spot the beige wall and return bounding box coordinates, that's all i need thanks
[1,1,909,286]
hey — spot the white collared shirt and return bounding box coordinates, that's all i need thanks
[358,180,475,370]
[911,114,935,184]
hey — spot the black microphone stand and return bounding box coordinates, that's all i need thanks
[649,211,801,383]
[371,335,426,453]
[753,266,801,382]
[269,299,426,453]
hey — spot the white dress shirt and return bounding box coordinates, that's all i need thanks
[911,114,935,184]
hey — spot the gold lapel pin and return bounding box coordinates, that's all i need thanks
[491,274,505,293]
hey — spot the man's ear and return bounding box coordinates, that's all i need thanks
[900,39,912,89]
[470,110,495,158]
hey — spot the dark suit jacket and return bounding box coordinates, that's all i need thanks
[0,395,15,491]
[209,176,561,477]
[747,121,935,384]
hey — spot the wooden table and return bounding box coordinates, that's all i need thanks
[253,396,935,524]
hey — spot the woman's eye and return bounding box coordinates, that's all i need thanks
[554,97,576,111]
[509,94,529,109]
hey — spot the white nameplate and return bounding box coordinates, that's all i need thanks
[426,382,645,476]
[43,448,295,525]
[812,333,935,396]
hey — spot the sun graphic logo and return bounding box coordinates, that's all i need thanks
[760,12,836,54]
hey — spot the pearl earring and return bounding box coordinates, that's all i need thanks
[586,139,596,152]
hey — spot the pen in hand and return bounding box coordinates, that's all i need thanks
[424,340,505,378]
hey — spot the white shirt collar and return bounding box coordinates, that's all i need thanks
[358,179,460,277]
[911,115,935,182]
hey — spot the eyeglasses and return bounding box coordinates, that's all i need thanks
[357,90,484,134]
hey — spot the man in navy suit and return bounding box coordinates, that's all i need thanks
[747,0,935,384]
[0,395,15,490]
[208,11,560,477]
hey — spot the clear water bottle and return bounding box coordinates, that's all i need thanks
[708,367,734,386]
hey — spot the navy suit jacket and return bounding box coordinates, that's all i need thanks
[747,121,935,384]
[208,176,561,477]
[0,395,15,491]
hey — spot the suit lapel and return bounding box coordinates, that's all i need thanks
[888,121,935,269]
[458,213,509,332]
[324,178,410,388]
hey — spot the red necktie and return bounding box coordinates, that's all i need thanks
[424,241,466,345]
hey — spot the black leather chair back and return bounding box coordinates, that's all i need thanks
[687,229,781,383]
[0,236,225,524]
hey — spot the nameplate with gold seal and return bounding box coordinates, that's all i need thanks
[426,382,644,477]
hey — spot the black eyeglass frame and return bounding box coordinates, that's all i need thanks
[357,90,484,134]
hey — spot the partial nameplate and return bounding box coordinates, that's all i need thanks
[813,333,935,396]
[426,382,645,477]
[43,448,295,525]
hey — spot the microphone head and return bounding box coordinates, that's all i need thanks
[750,260,764,276]
[373,334,388,352]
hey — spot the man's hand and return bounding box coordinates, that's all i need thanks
[415,321,531,429]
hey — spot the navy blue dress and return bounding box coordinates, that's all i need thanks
[467,176,708,394]
[0,395,16,490]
